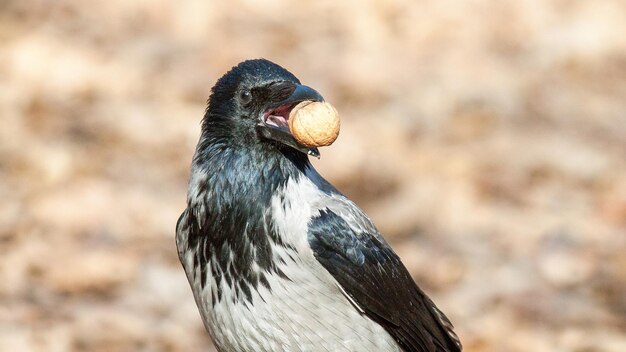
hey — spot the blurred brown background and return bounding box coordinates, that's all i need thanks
[1,0,625,351]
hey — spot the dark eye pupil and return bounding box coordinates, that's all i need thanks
[240,90,251,103]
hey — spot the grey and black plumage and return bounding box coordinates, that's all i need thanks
[176,59,462,352]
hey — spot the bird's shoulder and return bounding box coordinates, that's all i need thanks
[306,195,462,352]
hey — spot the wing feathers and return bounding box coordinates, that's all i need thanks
[308,208,461,352]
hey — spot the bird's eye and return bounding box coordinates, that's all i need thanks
[239,90,252,104]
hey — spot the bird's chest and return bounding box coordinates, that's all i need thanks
[191,245,399,352]
[181,176,400,351]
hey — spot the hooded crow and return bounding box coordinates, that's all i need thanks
[176,59,462,352]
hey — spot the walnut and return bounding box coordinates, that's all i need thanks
[288,101,340,147]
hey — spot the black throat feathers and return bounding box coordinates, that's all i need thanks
[179,121,308,306]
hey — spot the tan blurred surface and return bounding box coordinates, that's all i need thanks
[1,1,625,351]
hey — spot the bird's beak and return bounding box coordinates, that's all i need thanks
[256,83,324,158]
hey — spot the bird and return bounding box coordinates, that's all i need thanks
[176,59,462,352]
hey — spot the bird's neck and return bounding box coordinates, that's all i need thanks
[183,134,309,304]
[192,133,309,196]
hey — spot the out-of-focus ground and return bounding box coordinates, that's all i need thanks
[1,0,625,351]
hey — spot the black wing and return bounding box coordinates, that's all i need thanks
[308,208,462,352]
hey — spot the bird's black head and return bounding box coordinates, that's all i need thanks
[202,59,324,157]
